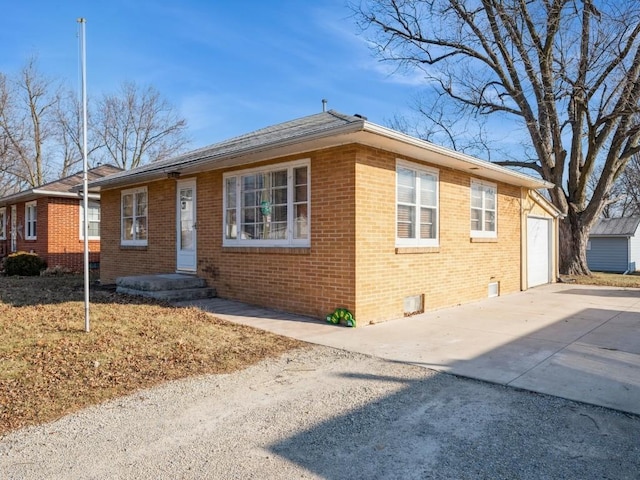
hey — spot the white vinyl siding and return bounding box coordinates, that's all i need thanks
[470,180,497,238]
[121,187,148,246]
[25,201,37,240]
[0,207,5,240]
[80,200,101,240]
[223,159,310,247]
[396,160,439,247]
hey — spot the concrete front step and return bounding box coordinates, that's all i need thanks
[115,273,216,302]
[116,286,216,302]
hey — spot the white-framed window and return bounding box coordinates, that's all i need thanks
[121,187,148,246]
[80,200,101,240]
[25,201,37,240]
[396,160,439,247]
[223,159,310,247]
[0,207,6,240]
[470,179,497,238]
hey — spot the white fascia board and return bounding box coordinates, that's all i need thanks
[361,122,554,190]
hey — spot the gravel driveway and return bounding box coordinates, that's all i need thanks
[1,346,639,479]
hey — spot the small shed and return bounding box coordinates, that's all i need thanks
[587,217,640,273]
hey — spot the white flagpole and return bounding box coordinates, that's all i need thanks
[78,18,90,333]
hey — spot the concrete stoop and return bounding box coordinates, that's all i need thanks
[116,273,216,302]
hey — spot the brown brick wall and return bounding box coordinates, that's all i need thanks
[201,148,357,318]
[99,144,530,324]
[354,146,523,324]
[4,198,101,271]
[1,198,100,272]
[100,149,357,319]
[46,198,100,271]
[100,181,177,283]
[12,200,46,258]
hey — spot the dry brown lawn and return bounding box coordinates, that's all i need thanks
[561,271,640,288]
[0,275,305,436]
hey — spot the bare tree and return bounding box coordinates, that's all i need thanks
[0,58,59,188]
[355,0,640,274]
[607,154,640,217]
[93,82,190,170]
[53,90,108,177]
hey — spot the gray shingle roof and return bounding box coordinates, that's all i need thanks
[88,111,364,188]
[0,164,122,205]
[590,217,640,236]
[87,109,553,191]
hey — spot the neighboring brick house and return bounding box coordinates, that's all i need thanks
[88,111,561,324]
[0,165,122,272]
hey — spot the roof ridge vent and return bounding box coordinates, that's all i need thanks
[354,113,367,120]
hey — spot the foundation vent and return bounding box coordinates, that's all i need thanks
[404,294,424,316]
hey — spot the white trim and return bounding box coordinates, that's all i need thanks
[176,179,197,271]
[25,201,37,240]
[470,179,497,238]
[527,216,552,287]
[80,200,100,240]
[222,158,310,247]
[10,205,17,252]
[121,186,148,246]
[0,206,6,240]
[395,159,439,247]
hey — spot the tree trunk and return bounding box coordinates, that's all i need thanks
[559,210,591,275]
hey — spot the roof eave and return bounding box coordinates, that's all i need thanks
[361,123,553,190]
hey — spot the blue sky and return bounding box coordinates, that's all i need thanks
[0,0,425,150]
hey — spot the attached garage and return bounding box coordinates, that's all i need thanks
[527,217,552,287]
[522,191,561,290]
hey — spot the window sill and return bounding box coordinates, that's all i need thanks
[470,237,498,243]
[395,247,440,254]
[223,246,311,255]
[120,244,148,250]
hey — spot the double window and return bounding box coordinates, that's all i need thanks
[25,201,37,240]
[223,160,310,246]
[80,200,101,240]
[121,187,148,246]
[470,180,497,237]
[396,161,439,247]
[0,207,5,240]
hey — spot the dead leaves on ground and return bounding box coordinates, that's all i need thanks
[0,276,305,436]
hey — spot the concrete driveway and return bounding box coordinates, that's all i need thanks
[181,283,640,416]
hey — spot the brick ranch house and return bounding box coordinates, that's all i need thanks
[88,110,561,324]
[0,165,122,271]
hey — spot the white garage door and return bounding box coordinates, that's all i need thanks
[527,217,551,288]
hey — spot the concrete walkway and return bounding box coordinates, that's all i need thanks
[177,283,640,416]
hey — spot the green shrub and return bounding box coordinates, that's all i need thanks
[3,252,47,276]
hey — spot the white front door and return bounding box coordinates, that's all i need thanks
[176,179,197,272]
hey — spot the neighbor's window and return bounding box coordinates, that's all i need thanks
[25,201,37,240]
[0,207,6,240]
[121,187,148,246]
[396,160,439,247]
[470,180,497,237]
[223,159,310,246]
[80,200,101,240]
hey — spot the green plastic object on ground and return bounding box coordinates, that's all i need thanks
[325,308,356,327]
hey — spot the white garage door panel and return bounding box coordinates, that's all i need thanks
[527,217,551,287]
